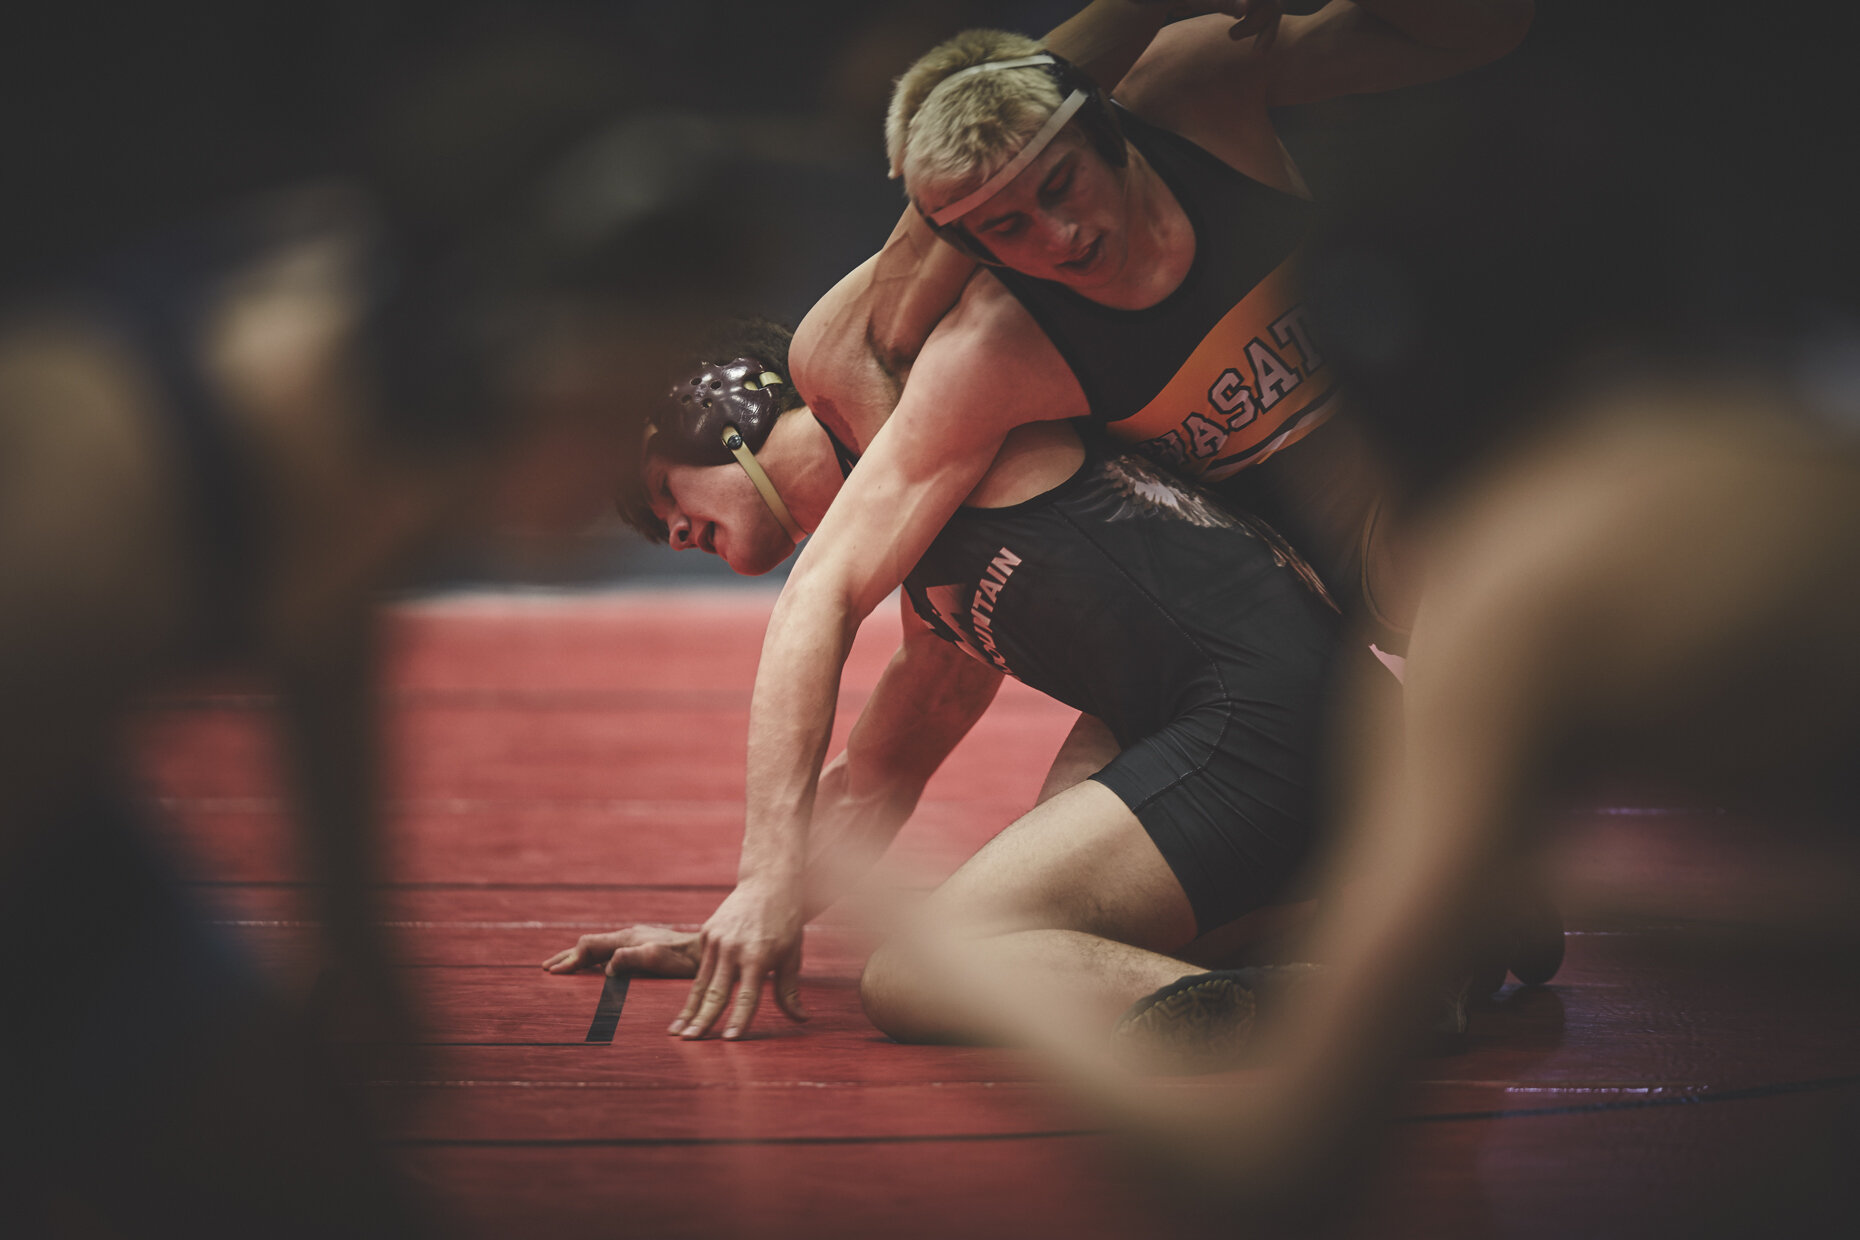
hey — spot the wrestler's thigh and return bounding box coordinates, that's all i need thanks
[921,778,1197,954]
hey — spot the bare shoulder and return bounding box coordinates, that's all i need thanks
[791,255,916,451]
[791,256,879,397]
[909,273,1086,429]
[793,254,1087,457]
[795,213,981,412]
[1118,4,1533,151]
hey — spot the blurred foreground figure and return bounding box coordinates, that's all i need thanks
[927,2,1860,1228]
[0,26,746,1236]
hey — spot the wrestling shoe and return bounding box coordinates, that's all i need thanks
[1112,963,1322,1075]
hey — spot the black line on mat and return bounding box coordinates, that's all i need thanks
[585,975,630,1043]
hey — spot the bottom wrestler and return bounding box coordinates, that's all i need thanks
[546,317,1369,1055]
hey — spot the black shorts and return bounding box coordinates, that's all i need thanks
[902,442,1364,937]
[1090,697,1318,932]
[1089,638,1393,934]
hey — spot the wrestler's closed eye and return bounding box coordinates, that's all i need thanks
[1038,163,1075,205]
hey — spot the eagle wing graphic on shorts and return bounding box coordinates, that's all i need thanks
[1097,455,1239,529]
[1097,455,1338,610]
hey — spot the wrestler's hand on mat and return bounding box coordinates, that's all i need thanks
[671,878,809,1040]
[1135,0,1282,48]
[542,926,701,977]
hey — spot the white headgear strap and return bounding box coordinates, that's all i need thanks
[921,54,1087,227]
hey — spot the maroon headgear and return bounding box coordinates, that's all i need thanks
[654,357,785,465]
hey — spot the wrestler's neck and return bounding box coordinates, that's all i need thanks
[1081,149,1195,311]
[758,409,844,535]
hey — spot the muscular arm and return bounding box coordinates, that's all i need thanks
[1120,0,1531,126]
[740,336,1025,893]
[545,599,1000,979]
[1268,0,1531,103]
[804,596,1003,919]
[675,301,1065,1040]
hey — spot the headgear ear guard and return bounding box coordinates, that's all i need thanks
[910,51,1127,263]
[654,356,806,543]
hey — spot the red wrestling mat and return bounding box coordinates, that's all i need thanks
[133,589,1860,1239]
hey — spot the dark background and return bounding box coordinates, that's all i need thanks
[5,2,1854,585]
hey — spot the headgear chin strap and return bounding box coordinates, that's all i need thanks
[719,419,806,544]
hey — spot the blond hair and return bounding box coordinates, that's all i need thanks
[885,29,1063,205]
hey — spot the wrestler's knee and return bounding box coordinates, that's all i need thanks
[858,931,970,1045]
[858,936,921,1042]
